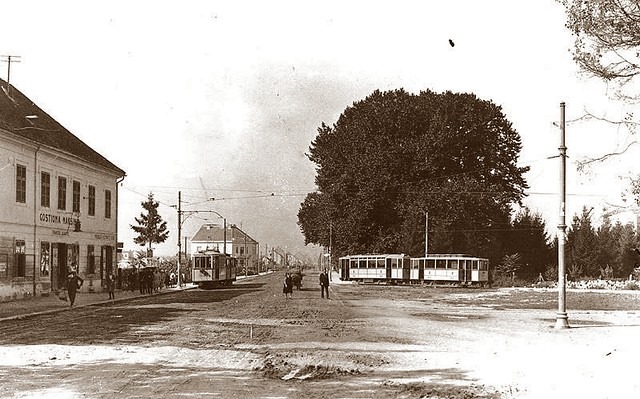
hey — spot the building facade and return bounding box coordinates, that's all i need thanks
[190,224,259,271]
[0,79,125,299]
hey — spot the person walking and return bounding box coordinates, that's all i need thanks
[283,273,293,299]
[66,270,84,308]
[106,273,116,300]
[319,269,330,299]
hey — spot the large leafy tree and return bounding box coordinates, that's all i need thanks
[298,89,529,265]
[131,193,170,256]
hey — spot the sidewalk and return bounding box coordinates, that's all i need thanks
[0,285,196,322]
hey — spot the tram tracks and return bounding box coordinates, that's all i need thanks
[0,294,172,344]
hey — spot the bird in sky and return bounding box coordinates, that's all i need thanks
[449,39,455,47]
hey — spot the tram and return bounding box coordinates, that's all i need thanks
[339,253,489,285]
[191,250,237,289]
[410,254,489,285]
[339,254,411,283]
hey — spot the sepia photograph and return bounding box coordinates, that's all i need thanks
[1,1,640,398]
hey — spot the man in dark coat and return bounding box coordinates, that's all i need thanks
[66,270,84,308]
[319,269,330,299]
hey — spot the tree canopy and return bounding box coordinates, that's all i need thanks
[131,192,170,255]
[562,0,640,94]
[503,207,554,279]
[298,89,529,264]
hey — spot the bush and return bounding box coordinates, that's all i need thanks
[623,281,639,290]
[533,281,556,289]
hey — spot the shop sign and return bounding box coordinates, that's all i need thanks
[95,233,115,241]
[40,212,78,226]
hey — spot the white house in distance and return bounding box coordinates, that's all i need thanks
[190,224,259,271]
[0,79,125,299]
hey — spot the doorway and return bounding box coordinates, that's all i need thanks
[51,243,68,290]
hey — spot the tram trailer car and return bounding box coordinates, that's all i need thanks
[339,254,489,285]
[191,251,237,289]
[339,254,411,283]
[410,254,489,285]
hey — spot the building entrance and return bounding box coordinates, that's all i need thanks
[51,243,68,290]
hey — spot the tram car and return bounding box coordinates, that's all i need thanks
[339,253,489,285]
[191,251,237,289]
[410,254,489,285]
[339,254,411,283]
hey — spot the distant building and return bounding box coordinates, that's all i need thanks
[190,224,259,271]
[0,79,125,298]
[272,247,288,267]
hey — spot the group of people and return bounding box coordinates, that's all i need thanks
[282,269,330,300]
[62,266,190,308]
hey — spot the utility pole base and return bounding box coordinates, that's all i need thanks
[554,313,570,329]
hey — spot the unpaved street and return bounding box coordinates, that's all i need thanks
[1,271,640,398]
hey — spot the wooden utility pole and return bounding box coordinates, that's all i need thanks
[177,191,182,287]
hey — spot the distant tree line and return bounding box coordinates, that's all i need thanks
[496,206,639,282]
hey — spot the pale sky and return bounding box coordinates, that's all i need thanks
[3,0,638,259]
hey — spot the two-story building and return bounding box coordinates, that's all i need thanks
[190,224,259,272]
[0,79,125,299]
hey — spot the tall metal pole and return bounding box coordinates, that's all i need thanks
[244,230,247,276]
[223,218,227,255]
[177,191,182,288]
[556,102,569,329]
[424,211,429,257]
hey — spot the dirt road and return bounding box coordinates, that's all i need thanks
[1,271,639,398]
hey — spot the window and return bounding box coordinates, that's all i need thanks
[88,185,95,216]
[105,189,111,219]
[57,176,67,210]
[69,244,79,273]
[87,245,95,274]
[73,180,81,213]
[15,240,26,277]
[16,164,26,203]
[40,242,50,276]
[41,172,50,207]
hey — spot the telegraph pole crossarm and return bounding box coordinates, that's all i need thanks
[1,55,21,97]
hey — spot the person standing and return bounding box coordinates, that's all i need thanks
[319,269,330,299]
[66,270,84,308]
[283,273,293,299]
[106,273,116,300]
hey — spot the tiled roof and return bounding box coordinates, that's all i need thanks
[0,79,125,176]
[191,224,257,244]
[192,224,227,241]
